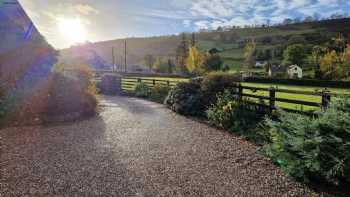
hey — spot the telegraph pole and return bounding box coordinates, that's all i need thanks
[112,47,115,71]
[124,40,127,73]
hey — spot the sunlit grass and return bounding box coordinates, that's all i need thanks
[242,83,350,111]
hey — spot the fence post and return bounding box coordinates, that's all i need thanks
[269,87,276,112]
[137,78,141,83]
[238,83,243,102]
[153,79,156,86]
[321,91,331,109]
[167,81,170,86]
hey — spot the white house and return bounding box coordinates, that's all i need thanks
[255,61,267,68]
[287,65,303,79]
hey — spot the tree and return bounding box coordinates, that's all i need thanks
[144,54,155,70]
[282,18,293,25]
[202,53,223,72]
[320,50,346,80]
[175,33,189,74]
[303,16,314,23]
[311,45,325,78]
[282,44,307,66]
[187,46,204,75]
[243,39,256,69]
[190,33,196,47]
[327,34,346,53]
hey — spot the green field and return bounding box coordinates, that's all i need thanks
[242,83,350,111]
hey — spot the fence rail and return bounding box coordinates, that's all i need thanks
[232,84,339,114]
[121,77,348,115]
[121,77,181,91]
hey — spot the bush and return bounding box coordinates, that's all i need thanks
[135,82,151,98]
[149,84,171,103]
[263,97,350,185]
[207,90,269,144]
[165,79,204,116]
[201,72,240,107]
[44,73,97,119]
[3,69,98,125]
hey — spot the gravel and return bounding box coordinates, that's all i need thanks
[1,96,320,196]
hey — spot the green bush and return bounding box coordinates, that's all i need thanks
[149,84,171,103]
[201,72,240,107]
[207,90,269,144]
[263,97,350,185]
[135,82,151,98]
[165,79,204,116]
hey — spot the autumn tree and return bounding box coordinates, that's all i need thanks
[320,50,345,80]
[187,46,204,75]
[243,39,256,69]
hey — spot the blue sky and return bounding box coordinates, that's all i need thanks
[18,0,350,49]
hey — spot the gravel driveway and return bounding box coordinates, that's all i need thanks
[1,96,316,196]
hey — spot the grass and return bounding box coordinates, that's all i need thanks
[122,76,350,111]
[242,82,350,111]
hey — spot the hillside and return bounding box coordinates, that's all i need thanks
[59,18,350,71]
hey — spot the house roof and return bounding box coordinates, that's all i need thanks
[270,66,287,73]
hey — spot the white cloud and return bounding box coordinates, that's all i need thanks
[183,19,191,27]
[187,0,349,29]
[75,4,99,16]
[194,20,210,29]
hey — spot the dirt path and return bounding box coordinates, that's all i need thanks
[1,96,315,196]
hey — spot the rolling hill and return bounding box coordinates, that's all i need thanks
[59,18,350,71]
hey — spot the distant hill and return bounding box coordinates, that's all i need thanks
[60,18,350,71]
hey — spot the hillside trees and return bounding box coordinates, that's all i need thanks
[282,44,307,66]
[319,45,350,80]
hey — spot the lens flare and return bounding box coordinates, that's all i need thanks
[58,18,87,46]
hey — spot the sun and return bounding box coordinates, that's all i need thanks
[58,18,87,45]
